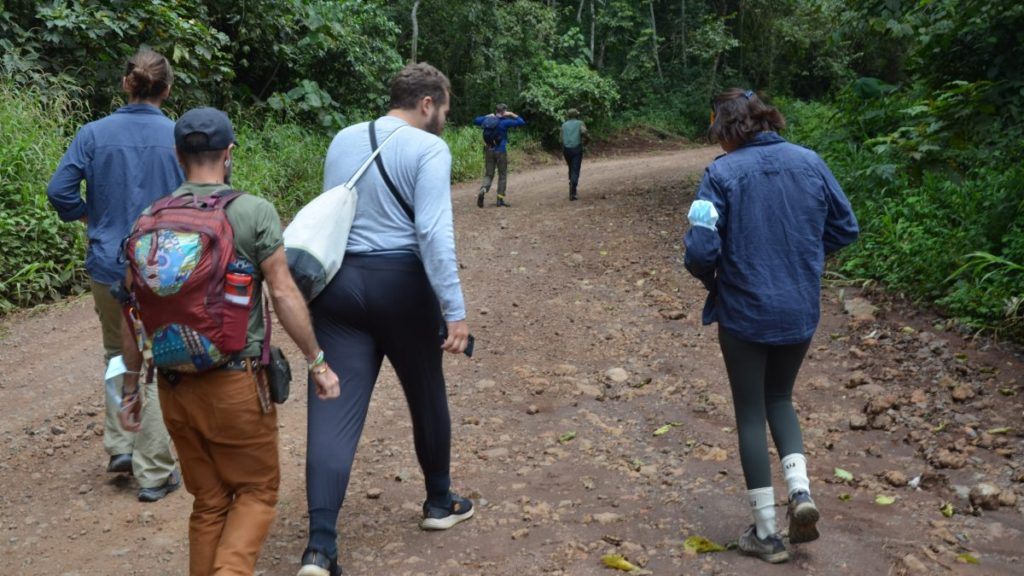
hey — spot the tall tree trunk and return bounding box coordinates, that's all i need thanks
[680,0,687,69]
[649,0,663,82]
[577,0,585,22]
[410,0,421,63]
[738,0,744,78]
[708,52,719,103]
[589,0,596,65]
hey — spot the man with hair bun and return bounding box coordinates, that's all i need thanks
[684,88,859,563]
[47,47,181,502]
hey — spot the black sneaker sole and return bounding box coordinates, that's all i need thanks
[788,500,820,544]
[476,192,484,208]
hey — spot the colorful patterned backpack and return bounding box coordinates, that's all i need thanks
[125,190,252,373]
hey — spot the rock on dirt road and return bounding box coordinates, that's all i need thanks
[1,147,1022,575]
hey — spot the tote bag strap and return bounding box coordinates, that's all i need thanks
[344,120,406,189]
[367,120,415,223]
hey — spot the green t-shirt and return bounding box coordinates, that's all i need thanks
[162,182,283,358]
[561,118,587,149]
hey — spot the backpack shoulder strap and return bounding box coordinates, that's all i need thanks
[368,120,415,223]
[207,188,244,208]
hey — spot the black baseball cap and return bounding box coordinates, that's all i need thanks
[174,107,237,152]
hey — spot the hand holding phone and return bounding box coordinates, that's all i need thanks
[439,321,475,357]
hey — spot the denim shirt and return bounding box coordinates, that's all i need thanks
[683,132,859,344]
[473,114,526,153]
[47,104,183,284]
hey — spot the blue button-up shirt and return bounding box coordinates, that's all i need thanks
[473,114,526,153]
[47,104,183,284]
[684,132,859,345]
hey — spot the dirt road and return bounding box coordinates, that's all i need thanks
[1,147,1022,575]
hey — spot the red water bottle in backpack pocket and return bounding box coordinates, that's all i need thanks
[223,260,254,351]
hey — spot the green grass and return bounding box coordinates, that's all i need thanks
[231,118,332,219]
[0,79,88,311]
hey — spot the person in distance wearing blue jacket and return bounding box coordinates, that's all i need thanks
[474,103,526,208]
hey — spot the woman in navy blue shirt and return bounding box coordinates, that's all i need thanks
[684,89,859,563]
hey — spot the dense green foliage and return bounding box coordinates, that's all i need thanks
[785,1,1024,337]
[1,0,1021,338]
[0,79,85,312]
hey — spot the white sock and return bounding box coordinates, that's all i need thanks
[781,453,810,497]
[747,487,776,539]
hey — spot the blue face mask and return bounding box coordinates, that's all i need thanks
[687,199,720,231]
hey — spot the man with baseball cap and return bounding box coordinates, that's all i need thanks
[117,107,340,575]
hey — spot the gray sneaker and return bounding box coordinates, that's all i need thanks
[738,524,789,564]
[138,468,182,503]
[787,490,820,543]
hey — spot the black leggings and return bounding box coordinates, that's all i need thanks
[305,253,451,555]
[718,326,811,490]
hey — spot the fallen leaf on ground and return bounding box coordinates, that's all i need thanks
[834,467,854,482]
[683,535,727,553]
[986,427,1011,435]
[653,423,681,436]
[875,494,896,505]
[559,431,577,444]
[956,553,979,564]
[601,554,637,570]
[600,554,652,573]
[940,502,955,517]
[839,493,852,502]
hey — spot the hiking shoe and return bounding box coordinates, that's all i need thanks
[419,492,475,530]
[107,453,132,474]
[138,468,181,502]
[738,524,789,564]
[496,199,511,208]
[298,549,341,576]
[787,490,820,544]
[476,190,485,208]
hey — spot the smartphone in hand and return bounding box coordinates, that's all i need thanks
[439,325,475,357]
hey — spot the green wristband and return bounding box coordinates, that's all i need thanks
[308,350,325,372]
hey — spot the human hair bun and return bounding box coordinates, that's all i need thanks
[124,48,173,101]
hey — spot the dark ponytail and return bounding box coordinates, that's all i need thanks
[124,48,173,102]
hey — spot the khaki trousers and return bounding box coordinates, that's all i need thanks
[91,279,176,487]
[159,368,280,576]
[479,148,509,199]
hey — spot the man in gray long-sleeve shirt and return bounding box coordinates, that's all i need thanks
[298,62,474,576]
